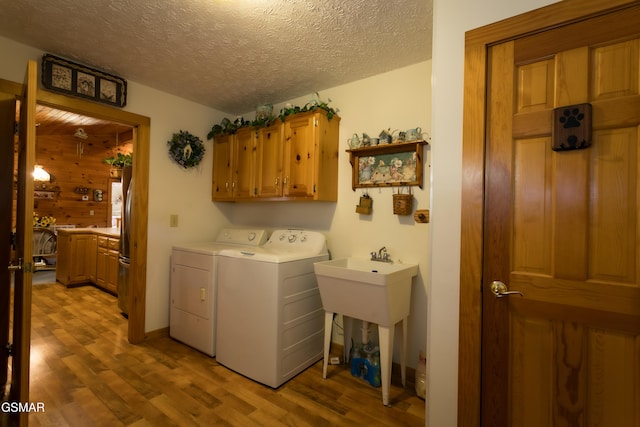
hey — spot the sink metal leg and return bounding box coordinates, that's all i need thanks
[343,316,353,363]
[322,311,333,379]
[378,324,394,406]
[401,317,407,387]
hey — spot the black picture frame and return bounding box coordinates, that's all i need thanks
[41,54,127,107]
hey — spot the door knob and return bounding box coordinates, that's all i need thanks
[490,280,524,298]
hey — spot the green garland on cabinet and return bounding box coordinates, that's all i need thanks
[207,92,338,140]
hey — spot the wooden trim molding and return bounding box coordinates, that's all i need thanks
[458,0,639,425]
[0,77,149,345]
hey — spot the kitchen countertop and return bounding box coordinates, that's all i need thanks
[56,227,120,238]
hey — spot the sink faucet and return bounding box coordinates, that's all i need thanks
[371,246,392,263]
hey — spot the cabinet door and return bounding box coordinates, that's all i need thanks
[255,122,284,198]
[70,234,95,282]
[95,247,108,287]
[212,134,233,200]
[86,235,97,282]
[55,233,71,284]
[232,128,256,199]
[106,249,119,294]
[283,113,316,198]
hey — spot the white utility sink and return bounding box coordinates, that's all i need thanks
[313,257,418,326]
[313,257,418,406]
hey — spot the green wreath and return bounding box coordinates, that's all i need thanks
[168,130,205,168]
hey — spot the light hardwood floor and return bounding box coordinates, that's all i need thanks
[23,283,425,426]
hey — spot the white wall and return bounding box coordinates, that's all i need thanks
[428,0,558,426]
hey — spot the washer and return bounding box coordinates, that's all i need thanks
[169,228,269,356]
[215,229,329,388]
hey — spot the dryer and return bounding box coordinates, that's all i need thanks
[215,229,329,388]
[169,228,269,356]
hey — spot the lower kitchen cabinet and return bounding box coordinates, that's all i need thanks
[95,236,120,294]
[56,232,97,286]
[56,229,119,294]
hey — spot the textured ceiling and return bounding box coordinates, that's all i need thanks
[0,0,432,115]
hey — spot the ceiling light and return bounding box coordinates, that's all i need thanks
[33,165,51,182]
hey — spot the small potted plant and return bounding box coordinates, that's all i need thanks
[103,152,133,178]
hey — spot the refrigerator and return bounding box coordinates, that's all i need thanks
[118,165,132,316]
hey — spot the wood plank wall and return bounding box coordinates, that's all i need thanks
[13,133,133,229]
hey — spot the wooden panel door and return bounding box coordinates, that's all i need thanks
[8,59,37,427]
[0,82,16,400]
[482,8,640,426]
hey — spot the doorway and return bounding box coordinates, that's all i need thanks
[459,0,640,425]
[0,77,149,344]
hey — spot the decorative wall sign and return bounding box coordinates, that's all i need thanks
[346,140,426,190]
[552,103,592,151]
[41,54,127,107]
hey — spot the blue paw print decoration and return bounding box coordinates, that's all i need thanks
[552,103,592,151]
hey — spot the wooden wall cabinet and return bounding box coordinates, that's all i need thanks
[56,232,97,286]
[255,121,284,198]
[211,133,233,200]
[211,128,255,200]
[282,111,340,200]
[212,111,340,202]
[233,127,257,199]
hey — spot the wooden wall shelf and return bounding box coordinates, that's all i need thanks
[34,189,59,200]
[346,140,427,190]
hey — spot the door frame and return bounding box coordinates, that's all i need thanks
[0,77,149,344]
[457,0,639,424]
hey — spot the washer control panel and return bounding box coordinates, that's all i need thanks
[264,229,325,253]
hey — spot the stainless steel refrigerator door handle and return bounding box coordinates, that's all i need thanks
[490,280,524,298]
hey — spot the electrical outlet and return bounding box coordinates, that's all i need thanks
[170,214,178,227]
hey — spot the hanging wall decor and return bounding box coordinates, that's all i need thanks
[41,54,127,107]
[355,191,373,214]
[552,103,592,151]
[168,130,205,169]
[392,187,413,216]
[347,140,427,190]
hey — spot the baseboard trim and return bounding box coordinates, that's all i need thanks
[145,326,169,341]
